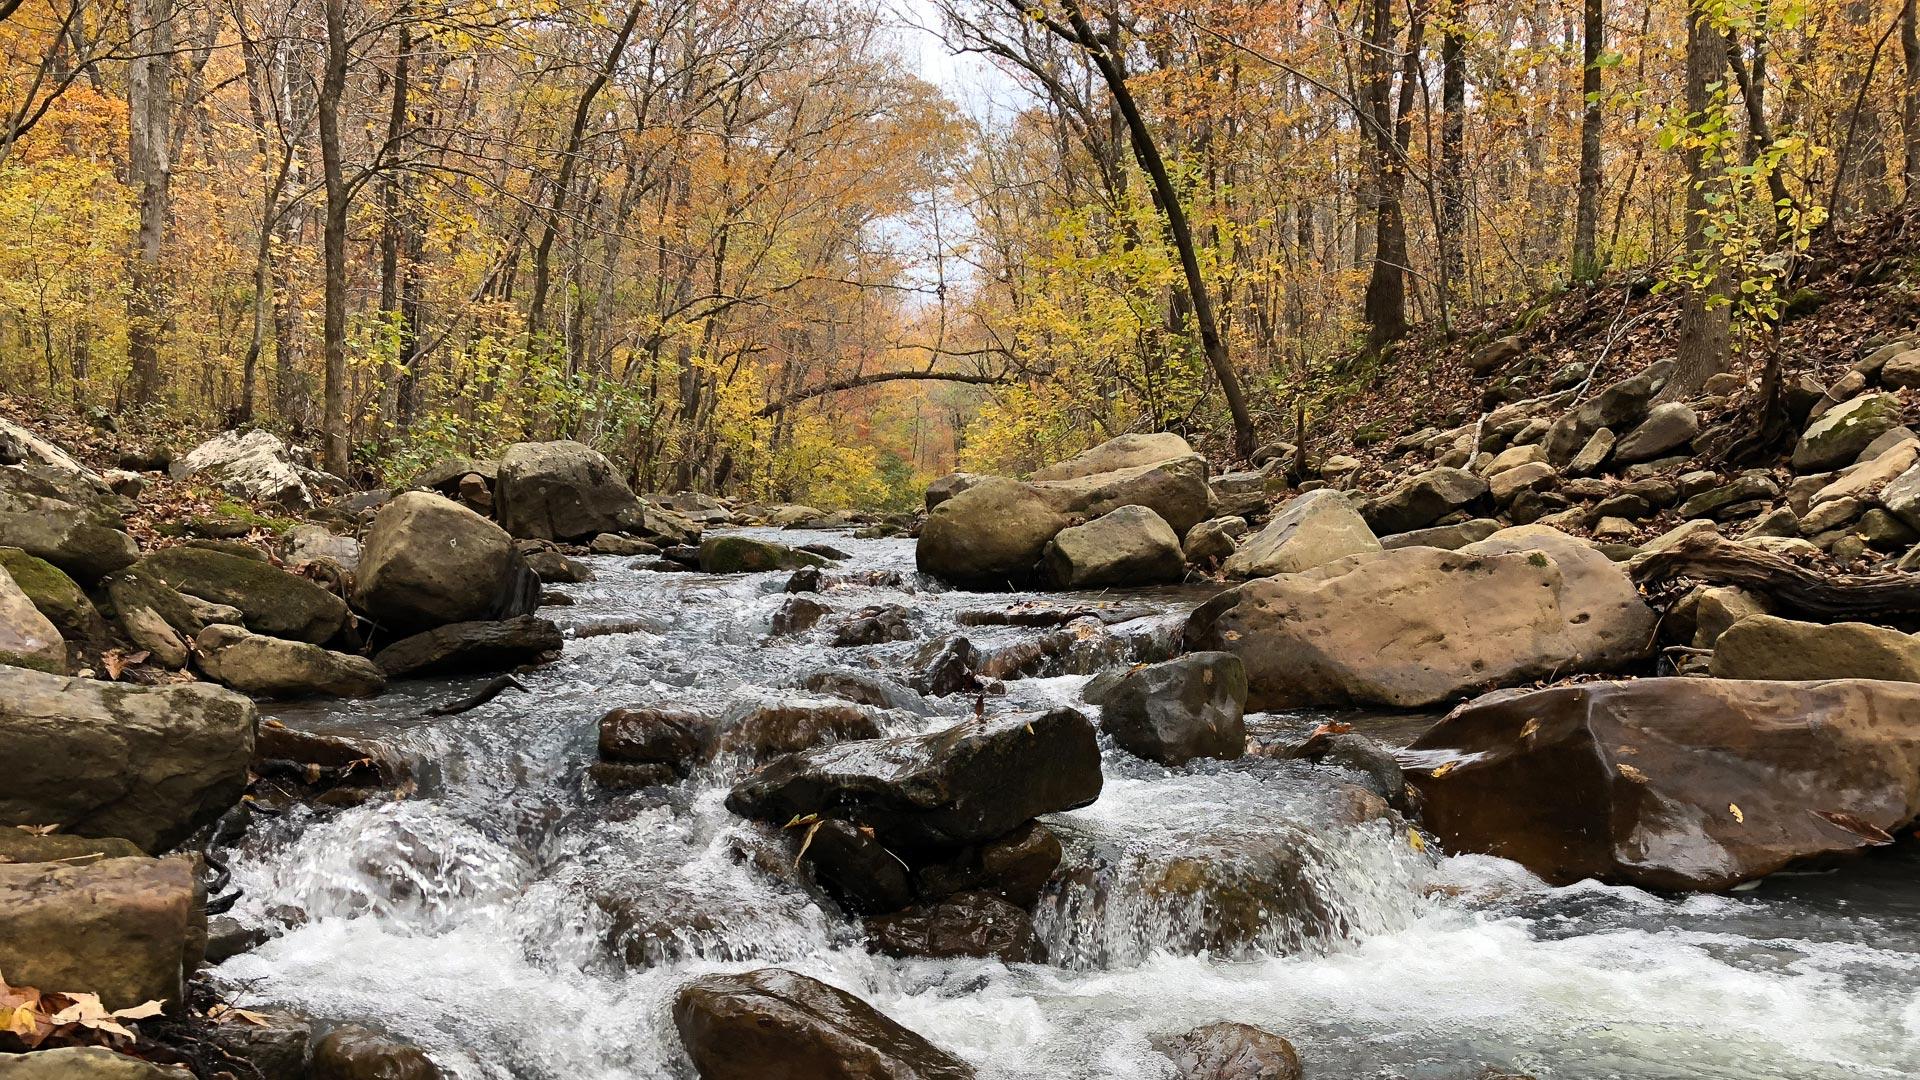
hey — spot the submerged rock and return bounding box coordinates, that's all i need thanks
[712,700,881,762]
[865,890,1045,964]
[1408,677,1920,889]
[310,1026,444,1080]
[1084,652,1246,765]
[1,666,254,852]
[1157,1022,1303,1080]
[673,968,975,1080]
[0,855,200,1010]
[727,708,1102,853]
[699,535,829,573]
[372,616,563,678]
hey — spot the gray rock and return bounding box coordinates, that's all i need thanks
[0,464,138,582]
[195,623,386,699]
[1084,652,1246,765]
[354,491,538,634]
[173,429,313,509]
[1360,467,1487,533]
[0,564,64,672]
[1225,490,1380,578]
[1031,454,1213,535]
[282,523,360,571]
[373,616,563,677]
[136,546,348,644]
[496,440,641,541]
[917,477,1070,586]
[1045,505,1185,588]
[1613,402,1700,463]
[1793,393,1904,472]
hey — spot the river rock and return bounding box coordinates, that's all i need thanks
[282,523,361,572]
[136,547,347,644]
[600,706,713,772]
[0,546,104,644]
[1793,392,1904,472]
[1045,505,1185,587]
[1378,518,1500,550]
[372,615,563,677]
[913,822,1062,907]
[1158,1022,1303,1080]
[773,596,832,635]
[195,624,386,698]
[1407,677,1920,889]
[354,491,539,635]
[1030,454,1212,535]
[800,670,932,715]
[496,440,640,541]
[924,471,987,509]
[0,1047,192,1079]
[728,708,1102,853]
[1031,433,1193,482]
[2,666,253,851]
[0,464,138,582]
[588,532,657,556]
[310,1026,443,1080]
[1182,516,1247,565]
[1186,528,1653,708]
[173,429,312,509]
[0,855,200,1010]
[206,1010,311,1080]
[917,477,1072,586]
[522,547,592,583]
[799,817,916,915]
[865,891,1044,963]
[1084,652,1246,765]
[673,968,975,1080]
[1709,614,1920,681]
[699,535,829,573]
[1359,467,1487,534]
[712,700,881,761]
[1223,489,1379,578]
[0,564,64,672]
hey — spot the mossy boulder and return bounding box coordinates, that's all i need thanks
[0,464,137,583]
[697,535,828,574]
[0,545,105,643]
[135,546,348,644]
[1793,393,1904,472]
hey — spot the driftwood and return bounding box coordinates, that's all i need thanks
[1632,533,1920,623]
[426,674,528,716]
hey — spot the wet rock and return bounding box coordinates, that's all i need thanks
[588,761,680,790]
[673,968,975,1080]
[172,429,313,509]
[1359,467,1487,534]
[865,890,1044,963]
[1030,454,1212,536]
[0,546,104,644]
[1408,677,1920,889]
[909,635,982,697]
[354,491,537,635]
[635,502,704,546]
[0,564,64,672]
[310,1026,443,1080]
[524,548,593,583]
[801,669,932,714]
[0,855,199,1010]
[1377,518,1500,550]
[728,708,1102,853]
[0,464,138,582]
[1,667,253,851]
[1084,652,1246,765]
[495,440,641,542]
[599,706,713,770]
[1793,392,1904,472]
[1225,489,1379,578]
[713,701,881,761]
[206,1010,311,1080]
[773,596,832,635]
[786,566,824,593]
[800,817,915,915]
[830,604,914,646]
[195,624,384,699]
[0,1047,191,1078]
[1157,1022,1302,1080]
[1297,731,1408,809]
[802,542,852,561]
[372,616,562,678]
[1188,526,1653,709]
[1183,516,1247,565]
[699,535,828,574]
[1710,614,1920,681]
[137,547,347,644]
[917,477,1071,586]
[1045,505,1185,588]
[913,822,1062,907]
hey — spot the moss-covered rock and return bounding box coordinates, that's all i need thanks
[135,546,348,644]
[0,545,106,643]
[1793,393,1904,472]
[697,535,828,574]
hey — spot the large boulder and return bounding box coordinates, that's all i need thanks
[698,535,829,574]
[354,491,538,635]
[1031,454,1212,535]
[102,569,200,668]
[1407,678,1920,889]
[495,440,640,541]
[1359,467,1487,534]
[1223,490,1380,578]
[0,855,200,1010]
[728,708,1103,854]
[136,547,347,644]
[1709,614,1920,681]
[0,666,253,851]
[917,477,1071,586]
[673,968,975,1080]
[0,417,97,479]
[1792,392,1904,472]
[1084,652,1246,765]
[1030,432,1193,482]
[1611,401,1700,463]
[0,564,65,672]
[172,429,313,509]
[194,624,386,699]
[0,546,105,644]
[372,615,562,678]
[1044,505,1184,588]
[1186,528,1653,708]
[0,464,137,582]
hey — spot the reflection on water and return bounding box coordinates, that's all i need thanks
[217,530,1920,1079]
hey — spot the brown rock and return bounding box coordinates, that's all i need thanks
[673,968,974,1080]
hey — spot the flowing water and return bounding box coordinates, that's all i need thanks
[215,529,1920,1079]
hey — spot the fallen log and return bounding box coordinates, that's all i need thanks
[1633,533,1920,623]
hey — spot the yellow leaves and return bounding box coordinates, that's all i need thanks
[1518,718,1540,740]
[1729,803,1744,823]
[1617,763,1650,784]
[1428,760,1458,779]
[0,970,164,1052]
[1407,829,1426,853]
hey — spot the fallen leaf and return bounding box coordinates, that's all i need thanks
[1810,809,1894,846]
[1617,763,1649,784]
[1729,803,1744,823]
[1407,829,1426,853]
[1428,760,1457,778]
[1519,718,1540,740]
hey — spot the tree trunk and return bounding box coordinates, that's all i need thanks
[319,0,350,477]
[378,10,413,441]
[1573,0,1604,279]
[1904,0,1920,200]
[1671,1,1731,398]
[1439,14,1466,302]
[126,0,173,406]
[1362,0,1422,355]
